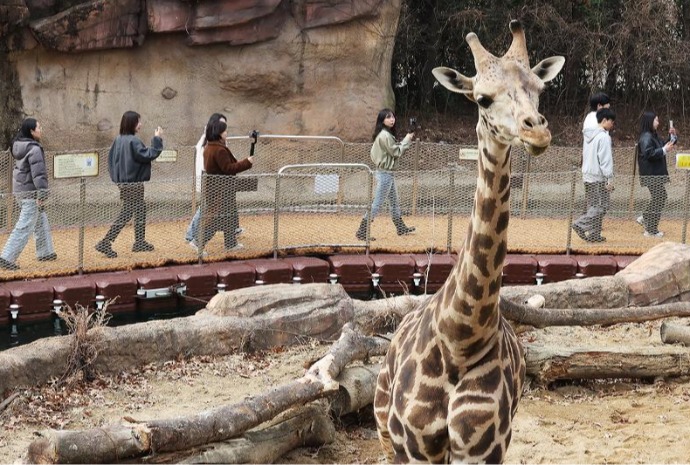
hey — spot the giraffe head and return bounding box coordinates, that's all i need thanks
[432,21,564,156]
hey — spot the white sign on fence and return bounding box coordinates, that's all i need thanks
[53,152,99,179]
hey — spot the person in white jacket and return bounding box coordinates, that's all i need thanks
[572,108,616,243]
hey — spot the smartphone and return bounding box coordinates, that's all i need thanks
[670,120,678,144]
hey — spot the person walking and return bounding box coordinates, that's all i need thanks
[636,111,676,238]
[198,119,253,251]
[0,118,57,270]
[572,108,616,243]
[185,113,241,251]
[355,108,415,241]
[95,111,163,258]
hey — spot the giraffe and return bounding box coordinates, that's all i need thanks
[373,21,564,463]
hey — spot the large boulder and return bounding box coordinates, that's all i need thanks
[0,0,400,148]
[617,242,690,306]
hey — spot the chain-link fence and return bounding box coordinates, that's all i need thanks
[0,136,688,279]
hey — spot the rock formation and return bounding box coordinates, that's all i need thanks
[0,0,400,149]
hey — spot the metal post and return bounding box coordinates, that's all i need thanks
[681,170,690,244]
[520,149,532,219]
[566,169,578,254]
[78,177,86,274]
[411,139,420,216]
[447,164,456,254]
[273,172,282,259]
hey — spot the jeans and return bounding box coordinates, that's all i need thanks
[185,207,201,243]
[573,182,609,238]
[1,199,55,263]
[363,171,402,221]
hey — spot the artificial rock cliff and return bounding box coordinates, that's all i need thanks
[0,0,400,149]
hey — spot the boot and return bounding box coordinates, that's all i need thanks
[132,221,154,252]
[95,240,117,258]
[355,218,375,241]
[394,217,416,236]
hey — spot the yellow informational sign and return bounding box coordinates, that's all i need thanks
[53,152,99,179]
[459,148,479,161]
[155,149,178,163]
[676,153,690,169]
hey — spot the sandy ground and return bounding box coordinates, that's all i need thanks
[0,213,680,281]
[2,319,690,464]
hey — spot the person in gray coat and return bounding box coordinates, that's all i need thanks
[95,111,163,258]
[0,118,56,271]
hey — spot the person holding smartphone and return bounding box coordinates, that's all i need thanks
[95,111,163,258]
[636,111,676,238]
[355,108,415,241]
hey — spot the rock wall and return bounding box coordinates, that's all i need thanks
[0,0,401,150]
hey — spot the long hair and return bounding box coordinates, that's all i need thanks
[16,118,38,140]
[119,111,141,135]
[205,113,227,141]
[373,108,396,141]
[207,120,228,142]
[639,111,657,136]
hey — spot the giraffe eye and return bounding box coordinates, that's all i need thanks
[477,95,494,108]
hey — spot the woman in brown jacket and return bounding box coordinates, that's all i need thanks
[199,119,253,251]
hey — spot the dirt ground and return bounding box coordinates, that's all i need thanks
[2,318,690,464]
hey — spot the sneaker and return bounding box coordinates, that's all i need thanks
[226,242,244,251]
[397,226,416,236]
[188,241,208,257]
[132,241,155,252]
[95,241,117,258]
[235,227,244,236]
[355,232,376,241]
[37,253,57,262]
[587,235,607,243]
[572,224,588,241]
[636,215,645,227]
[0,257,19,271]
[644,230,664,238]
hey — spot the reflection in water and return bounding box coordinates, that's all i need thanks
[1,304,201,351]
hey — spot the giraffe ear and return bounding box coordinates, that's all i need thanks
[432,67,475,102]
[531,56,565,83]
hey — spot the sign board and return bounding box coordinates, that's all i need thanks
[53,152,99,179]
[155,149,178,163]
[459,148,479,161]
[314,174,339,194]
[676,153,690,169]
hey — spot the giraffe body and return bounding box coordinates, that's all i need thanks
[373,21,564,463]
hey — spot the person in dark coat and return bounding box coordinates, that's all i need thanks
[95,111,163,258]
[0,118,56,270]
[636,111,676,238]
[198,119,253,251]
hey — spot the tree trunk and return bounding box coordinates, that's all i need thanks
[26,324,388,464]
[502,301,690,328]
[660,321,690,345]
[179,404,335,464]
[525,344,690,383]
[331,364,381,416]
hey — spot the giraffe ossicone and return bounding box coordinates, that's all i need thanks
[374,20,564,463]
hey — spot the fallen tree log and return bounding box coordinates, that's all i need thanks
[180,404,335,464]
[331,364,381,416]
[524,343,690,383]
[27,324,388,464]
[660,322,690,345]
[502,300,690,328]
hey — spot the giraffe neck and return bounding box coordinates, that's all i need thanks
[437,127,511,360]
